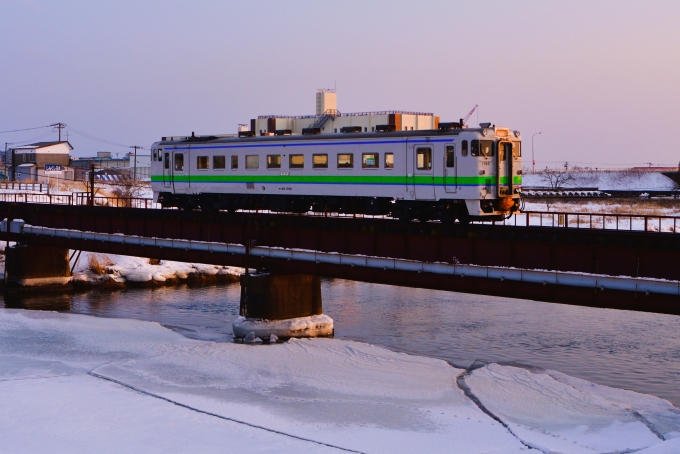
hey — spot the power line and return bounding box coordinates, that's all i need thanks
[66,125,135,149]
[14,130,55,145]
[0,124,52,134]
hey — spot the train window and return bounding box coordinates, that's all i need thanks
[267,155,281,169]
[290,154,304,169]
[152,149,157,161]
[214,156,226,170]
[481,140,495,157]
[471,140,480,156]
[461,141,468,157]
[174,153,184,171]
[385,153,394,169]
[416,147,432,170]
[197,156,209,169]
[362,153,379,169]
[446,146,455,167]
[337,153,353,169]
[231,155,238,170]
[164,153,169,169]
[500,143,512,162]
[313,154,328,169]
[512,142,521,158]
[246,155,259,169]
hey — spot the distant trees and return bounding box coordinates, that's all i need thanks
[111,177,145,207]
[538,170,575,189]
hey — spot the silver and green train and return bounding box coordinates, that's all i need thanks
[150,125,522,223]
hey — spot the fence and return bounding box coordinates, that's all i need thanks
[496,211,680,234]
[0,191,159,209]
[0,182,48,193]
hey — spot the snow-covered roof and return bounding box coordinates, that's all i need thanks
[14,141,73,151]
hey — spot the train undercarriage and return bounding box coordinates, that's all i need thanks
[157,192,517,223]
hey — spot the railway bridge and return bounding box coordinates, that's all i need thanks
[0,201,679,317]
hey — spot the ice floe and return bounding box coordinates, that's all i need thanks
[0,308,678,453]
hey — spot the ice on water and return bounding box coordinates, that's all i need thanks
[1,308,678,453]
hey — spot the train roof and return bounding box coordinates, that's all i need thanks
[155,127,517,147]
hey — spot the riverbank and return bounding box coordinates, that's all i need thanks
[1,309,678,453]
[0,246,241,291]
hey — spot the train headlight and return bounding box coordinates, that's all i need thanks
[481,129,488,136]
[479,170,486,175]
[514,130,521,137]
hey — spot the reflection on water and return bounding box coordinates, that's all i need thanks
[2,279,679,407]
[2,292,73,312]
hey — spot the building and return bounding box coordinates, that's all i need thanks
[71,151,151,181]
[250,89,440,136]
[8,141,74,183]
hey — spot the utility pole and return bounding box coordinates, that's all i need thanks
[130,146,142,180]
[51,123,66,142]
[3,143,10,182]
[89,163,95,206]
[531,132,542,173]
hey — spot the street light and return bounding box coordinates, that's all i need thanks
[531,132,542,173]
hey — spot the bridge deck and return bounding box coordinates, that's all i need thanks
[0,202,678,315]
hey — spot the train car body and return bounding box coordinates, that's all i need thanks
[150,126,522,222]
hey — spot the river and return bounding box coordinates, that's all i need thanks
[2,279,679,407]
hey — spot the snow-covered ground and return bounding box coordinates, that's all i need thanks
[70,251,241,286]
[523,171,678,191]
[0,309,678,453]
[0,245,241,287]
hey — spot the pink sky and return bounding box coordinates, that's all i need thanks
[1,0,679,168]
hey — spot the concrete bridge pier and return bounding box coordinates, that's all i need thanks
[4,244,71,286]
[233,273,334,342]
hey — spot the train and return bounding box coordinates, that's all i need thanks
[150,123,522,223]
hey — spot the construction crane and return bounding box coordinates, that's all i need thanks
[460,104,478,128]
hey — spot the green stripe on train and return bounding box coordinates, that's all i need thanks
[150,175,523,185]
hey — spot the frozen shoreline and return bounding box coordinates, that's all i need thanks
[1,309,678,453]
[0,246,242,289]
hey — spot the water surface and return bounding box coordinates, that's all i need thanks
[2,280,679,406]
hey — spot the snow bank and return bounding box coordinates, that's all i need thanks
[524,171,677,191]
[1,309,679,453]
[71,251,241,286]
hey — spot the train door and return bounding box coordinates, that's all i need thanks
[444,144,457,193]
[162,150,171,188]
[171,147,190,192]
[411,144,435,199]
[497,141,512,197]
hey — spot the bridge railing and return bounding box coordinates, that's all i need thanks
[73,192,161,209]
[0,193,74,204]
[496,211,680,233]
[0,192,677,233]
